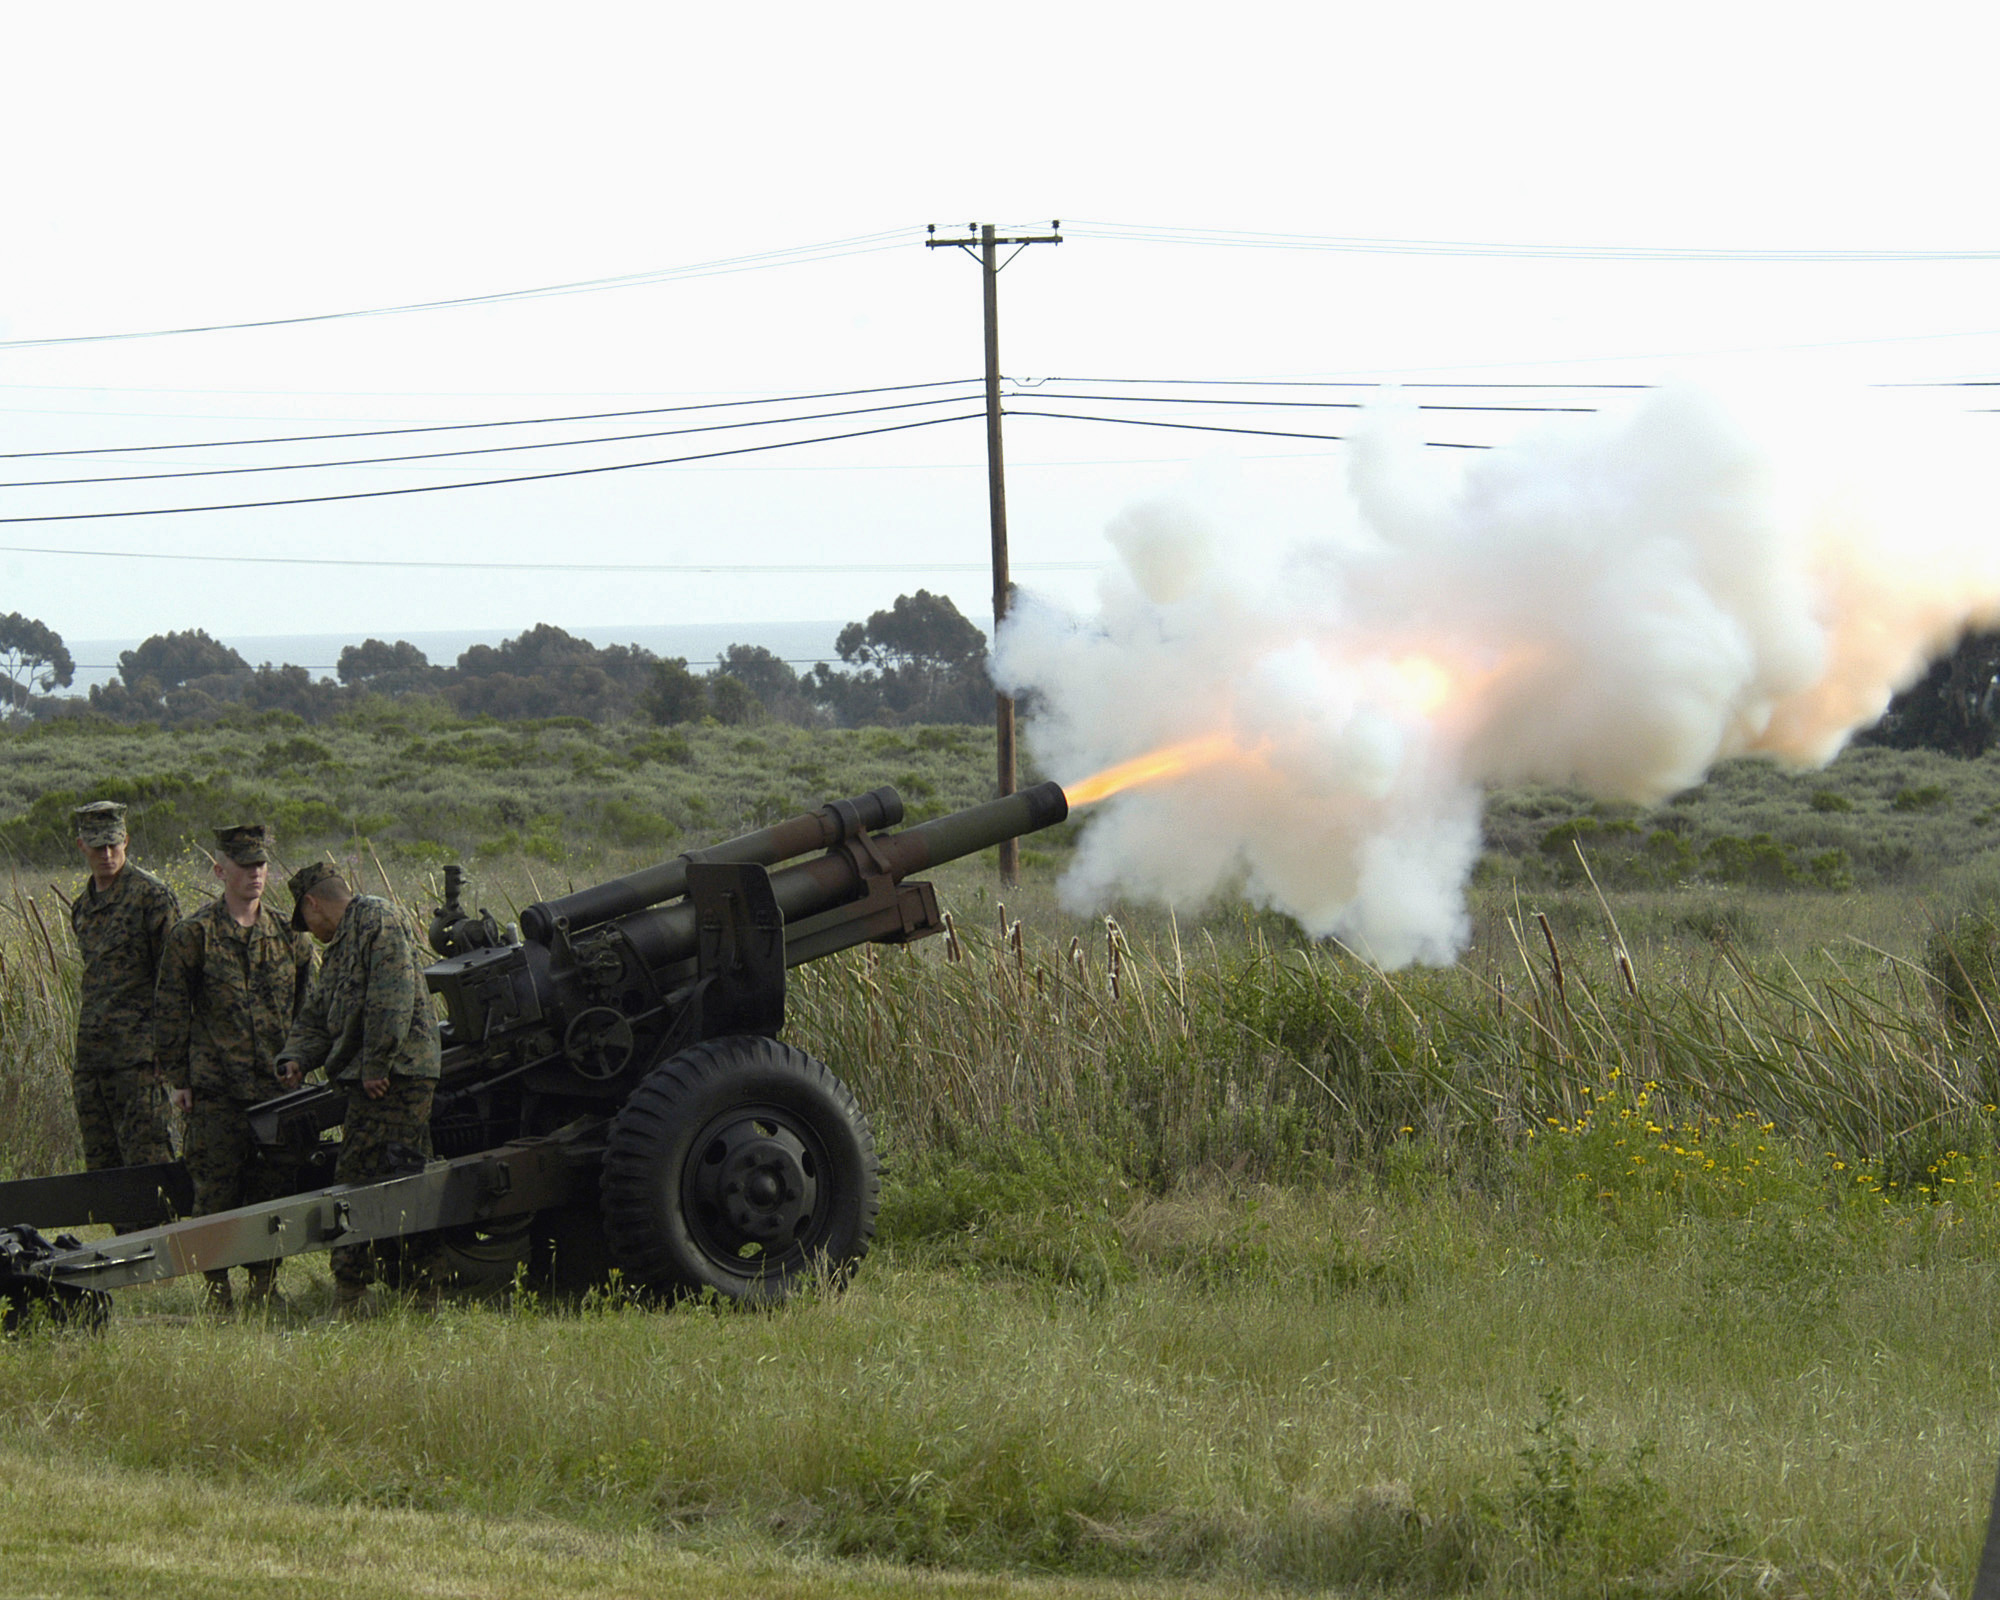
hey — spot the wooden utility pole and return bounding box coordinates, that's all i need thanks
[926,220,1062,885]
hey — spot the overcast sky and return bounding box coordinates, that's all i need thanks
[3,2,1996,659]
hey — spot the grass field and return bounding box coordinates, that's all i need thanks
[0,1181,1992,1597]
[5,720,2000,1595]
[0,1449,1229,1600]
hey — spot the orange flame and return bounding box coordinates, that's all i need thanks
[1384,644,1545,723]
[1065,733,1245,806]
[1389,654,1455,715]
[1060,645,1537,809]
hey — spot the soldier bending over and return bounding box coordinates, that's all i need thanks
[278,862,443,1318]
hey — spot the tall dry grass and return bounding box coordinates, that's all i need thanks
[0,877,82,1179]
[7,858,1992,1192]
[789,895,1997,1197]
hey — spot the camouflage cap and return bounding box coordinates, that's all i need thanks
[215,823,274,865]
[73,801,128,847]
[286,860,347,931]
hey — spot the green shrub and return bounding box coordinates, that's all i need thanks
[1806,847,1854,890]
[1535,817,1691,890]
[1672,902,1762,947]
[1489,1388,1672,1576]
[1925,912,2000,1038]
[1703,833,1796,888]
[256,735,336,774]
[598,798,677,851]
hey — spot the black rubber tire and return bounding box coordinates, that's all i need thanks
[528,1203,620,1301]
[600,1036,879,1304]
[433,1216,533,1298]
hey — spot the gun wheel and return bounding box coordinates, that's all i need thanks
[600,1035,879,1305]
[434,1216,534,1298]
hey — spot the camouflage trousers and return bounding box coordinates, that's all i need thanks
[184,1096,290,1288]
[331,1075,439,1290]
[72,1064,176,1171]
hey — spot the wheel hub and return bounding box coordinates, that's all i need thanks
[689,1119,820,1252]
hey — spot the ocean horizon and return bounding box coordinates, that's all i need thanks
[58,620,860,696]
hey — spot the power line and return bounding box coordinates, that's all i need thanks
[0,412,987,523]
[0,376,1513,468]
[0,386,1607,490]
[1031,375,1656,390]
[0,227,923,350]
[16,376,1990,524]
[1021,388,1596,414]
[18,368,1929,471]
[11,388,1993,520]
[17,214,1996,357]
[0,378,982,460]
[2,545,1096,575]
[0,394,987,490]
[1061,220,2000,263]
[1001,409,1493,450]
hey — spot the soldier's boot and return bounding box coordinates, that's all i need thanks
[323,1279,375,1323]
[200,1270,234,1319]
[405,1252,450,1313]
[242,1263,285,1317]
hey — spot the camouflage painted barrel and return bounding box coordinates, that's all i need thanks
[615,782,1069,971]
[519,786,903,944]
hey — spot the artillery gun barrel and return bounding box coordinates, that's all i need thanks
[520,785,903,943]
[617,781,1068,971]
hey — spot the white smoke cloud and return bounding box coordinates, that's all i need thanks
[994,383,2000,967]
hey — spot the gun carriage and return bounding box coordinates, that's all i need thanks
[0,781,1069,1326]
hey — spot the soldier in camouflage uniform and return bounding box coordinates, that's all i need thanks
[278,861,442,1317]
[68,801,179,1176]
[155,823,314,1313]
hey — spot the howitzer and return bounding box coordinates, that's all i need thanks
[0,781,1068,1325]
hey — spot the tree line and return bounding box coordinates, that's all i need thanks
[1852,626,2000,758]
[0,590,993,730]
[19,598,2000,753]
